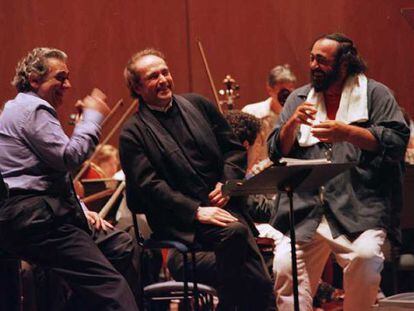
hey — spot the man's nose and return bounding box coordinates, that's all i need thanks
[310,59,319,70]
[63,79,72,89]
[159,74,167,83]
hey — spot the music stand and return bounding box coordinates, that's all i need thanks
[223,161,355,311]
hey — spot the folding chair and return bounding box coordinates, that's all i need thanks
[131,213,216,310]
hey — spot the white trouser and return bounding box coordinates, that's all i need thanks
[273,217,386,311]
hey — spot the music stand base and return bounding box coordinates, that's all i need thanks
[287,188,300,311]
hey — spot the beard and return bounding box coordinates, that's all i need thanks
[310,62,340,92]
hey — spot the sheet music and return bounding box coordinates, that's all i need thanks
[279,157,330,166]
[223,162,354,196]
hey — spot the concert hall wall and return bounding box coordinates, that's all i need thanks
[1,0,413,145]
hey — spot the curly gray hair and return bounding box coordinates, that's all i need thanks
[11,47,67,92]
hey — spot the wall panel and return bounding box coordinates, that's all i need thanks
[1,0,413,146]
[0,0,190,143]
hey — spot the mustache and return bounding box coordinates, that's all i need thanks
[156,84,171,92]
[311,69,326,76]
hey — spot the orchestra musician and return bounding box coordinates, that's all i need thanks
[119,48,273,310]
[80,144,120,180]
[242,65,297,172]
[0,47,138,310]
[79,144,120,208]
[268,33,410,311]
[92,144,120,178]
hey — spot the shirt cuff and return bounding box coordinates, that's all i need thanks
[82,108,104,126]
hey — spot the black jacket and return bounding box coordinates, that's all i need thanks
[119,93,250,243]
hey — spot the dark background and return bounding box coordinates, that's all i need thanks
[1,0,413,145]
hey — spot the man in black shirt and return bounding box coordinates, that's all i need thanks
[119,49,273,310]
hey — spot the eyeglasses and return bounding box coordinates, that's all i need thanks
[309,54,335,66]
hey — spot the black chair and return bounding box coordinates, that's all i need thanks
[131,213,217,310]
[0,173,24,311]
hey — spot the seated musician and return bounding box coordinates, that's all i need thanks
[93,144,120,178]
[82,144,120,180]
[242,64,297,173]
[119,48,273,310]
[223,110,282,241]
[0,47,138,310]
[80,144,120,203]
[268,33,409,311]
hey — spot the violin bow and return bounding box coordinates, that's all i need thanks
[98,181,126,219]
[101,98,124,128]
[197,39,223,114]
[73,99,138,183]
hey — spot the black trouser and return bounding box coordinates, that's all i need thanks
[167,249,217,288]
[194,220,273,311]
[0,194,138,311]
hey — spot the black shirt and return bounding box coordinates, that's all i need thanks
[149,101,220,191]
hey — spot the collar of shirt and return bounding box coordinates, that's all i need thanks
[146,99,173,113]
[16,92,57,115]
[25,91,54,108]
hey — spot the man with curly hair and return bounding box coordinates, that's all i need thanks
[0,47,138,310]
[225,110,262,148]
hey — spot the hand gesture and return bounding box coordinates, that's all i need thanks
[195,206,238,227]
[208,182,229,208]
[290,102,318,126]
[82,88,110,117]
[85,210,114,232]
[311,120,349,143]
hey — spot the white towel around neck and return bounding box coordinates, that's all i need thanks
[298,74,368,147]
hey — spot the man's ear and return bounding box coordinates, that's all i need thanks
[28,73,41,91]
[339,59,349,80]
[133,83,142,97]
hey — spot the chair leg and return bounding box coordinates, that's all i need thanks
[16,260,24,311]
[131,213,147,310]
[191,250,199,311]
[182,252,190,310]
